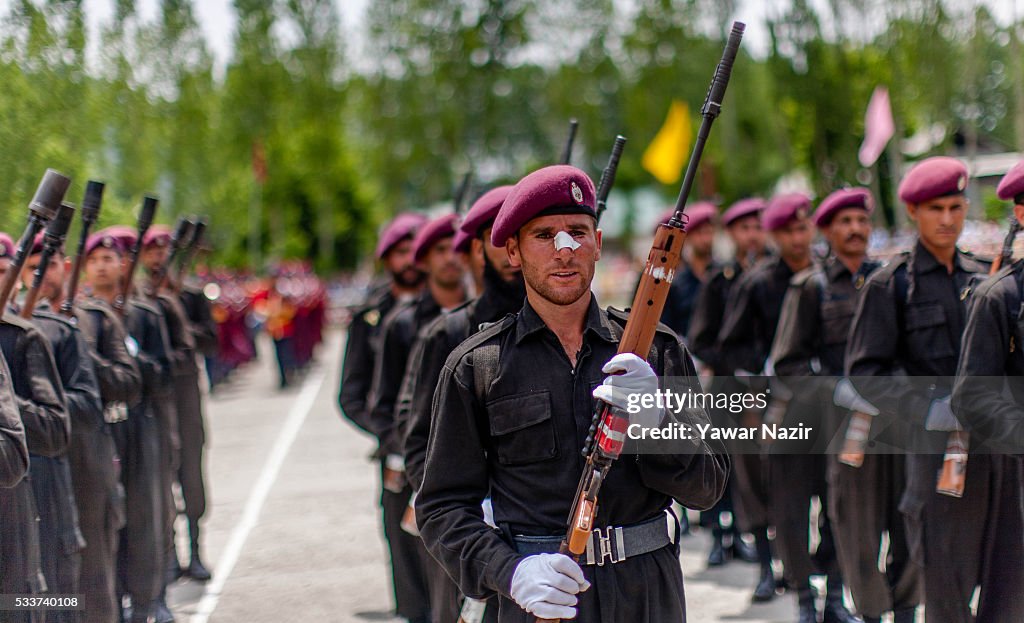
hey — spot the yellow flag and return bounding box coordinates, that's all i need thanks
[642,100,692,185]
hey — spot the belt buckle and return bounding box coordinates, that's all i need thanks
[586,526,626,566]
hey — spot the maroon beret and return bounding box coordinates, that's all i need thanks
[375,212,428,260]
[722,198,766,226]
[453,229,473,254]
[85,231,127,257]
[143,224,172,248]
[491,165,596,246]
[94,226,138,253]
[898,156,968,204]
[412,213,459,262]
[813,187,874,227]
[0,233,14,259]
[684,202,717,231]
[762,193,812,232]
[461,186,514,240]
[997,159,1024,202]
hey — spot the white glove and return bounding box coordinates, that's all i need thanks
[832,378,879,416]
[591,353,662,428]
[925,396,962,432]
[481,497,495,528]
[124,336,139,357]
[510,553,590,620]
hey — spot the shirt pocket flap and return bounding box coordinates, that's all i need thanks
[905,302,946,330]
[488,391,552,435]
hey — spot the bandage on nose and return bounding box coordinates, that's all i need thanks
[554,231,581,252]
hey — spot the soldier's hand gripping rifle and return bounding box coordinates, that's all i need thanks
[20,203,76,319]
[934,216,1020,497]
[113,196,158,317]
[154,217,194,291]
[0,169,71,313]
[559,119,579,164]
[173,218,207,291]
[61,181,105,317]
[537,22,745,623]
[594,136,626,225]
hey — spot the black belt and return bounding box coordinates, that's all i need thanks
[512,512,677,566]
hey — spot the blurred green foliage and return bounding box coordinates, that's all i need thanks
[0,0,1021,271]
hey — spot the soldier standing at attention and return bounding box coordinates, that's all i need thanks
[687,198,767,570]
[846,157,991,623]
[338,212,428,623]
[949,159,1024,621]
[771,188,905,623]
[658,202,717,341]
[716,195,816,605]
[416,165,728,622]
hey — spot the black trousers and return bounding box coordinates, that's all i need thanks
[827,452,919,618]
[904,454,1024,623]
[380,465,431,620]
[174,370,208,528]
[494,545,686,623]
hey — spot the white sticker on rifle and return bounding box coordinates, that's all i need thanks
[554,230,581,252]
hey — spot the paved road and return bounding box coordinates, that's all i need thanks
[166,330,799,623]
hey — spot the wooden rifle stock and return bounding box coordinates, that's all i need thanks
[20,203,75,319]
[61,181,104,317]
[114,196,158,317]
[0,169,70,313]
[538,22,745,623]
[936,217,1020,497]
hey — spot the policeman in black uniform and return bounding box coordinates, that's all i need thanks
[846,157,991,623]
[717,194,816,605]
[417,165,728,623]
[687,198,767,569]
[74,231,144,623]
[949,160,1024,622]
[338,212,428,622]
[771,188,905,623]
[399,186,523,623]
[659,202,717,340]
[21,233,104,623]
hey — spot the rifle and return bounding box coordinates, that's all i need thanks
[154,217,194,291]
[559,119,579,165]
[0,169,71,312]
[113,196,158,317]
[61,181,105,317]
[935,216,1020,497]
[20,203,76,319]
[539,23,744,623]
[453,172,473,216]
[594,136,626,225]
[174,218,207,291]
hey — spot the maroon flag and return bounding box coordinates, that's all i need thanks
[858,87,894,167]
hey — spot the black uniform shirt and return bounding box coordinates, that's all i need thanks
[76,298,143,407]
[718,255,801,374]
[339,287,399,435]
[416,296,728,599]
[400,286,523,491]
[688,260,742,375]
[952,260,1024,452]
[773,256,881,377]
[660,263,709,340]
[846,240,989,424]
[0,351,28,487]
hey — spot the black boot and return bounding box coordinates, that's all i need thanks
[730,530,760,563]
[797,588,818,623]
[751,528,776,602]
[823,580,861,623]
[893,607,918,623]
[187,519,212,582]
[151,592,175,623]
[707,527,727,566]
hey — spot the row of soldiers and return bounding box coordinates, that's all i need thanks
[339,153,1024,623]
[0,174,217,623]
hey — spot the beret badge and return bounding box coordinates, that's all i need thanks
[571,181,584,205]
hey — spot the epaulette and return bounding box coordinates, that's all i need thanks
[130,299,161,316]
[869,251,910,282]
[32,309,76,329]
[444,313,516,367]
[0,312,36,331]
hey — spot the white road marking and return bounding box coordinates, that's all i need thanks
[190,370,327,623]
